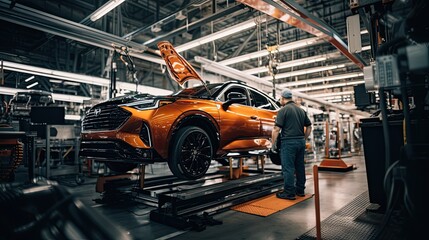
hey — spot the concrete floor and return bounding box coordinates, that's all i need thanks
[47,153,369,240]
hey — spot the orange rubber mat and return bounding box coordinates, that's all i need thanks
[232,193,313,217]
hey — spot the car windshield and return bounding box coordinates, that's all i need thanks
[173,83,223,98]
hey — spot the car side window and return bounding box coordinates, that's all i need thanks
[249,89,276,110]
[220,86,250,106]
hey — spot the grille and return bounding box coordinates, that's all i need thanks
[82,104,131,131]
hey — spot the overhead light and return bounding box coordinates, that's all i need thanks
[312,91,354,98]
[151,23,162,33]
[175,10,187,20]
[49,79,63,84]
[24,75,35,82]
[52,93,91,103]
[360,29,368,34]
[90,0,126,22]
[294,80,365,92]
[0,86,91,104]
[218,37,322,66]
[261,64,347,81]
[218,29,370,67]
[63,81,82,86]
[175,17,266,53]
[278,72,364,88]
[244,54,335,75]
[65,115,82,121]
[3,61,172,97]
[26,82,38,89]
[361,45,371,51]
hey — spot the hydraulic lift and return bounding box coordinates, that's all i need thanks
[93,156,282,230]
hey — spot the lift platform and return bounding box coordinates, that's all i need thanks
[93,157,282,230]
[319,121,355,172]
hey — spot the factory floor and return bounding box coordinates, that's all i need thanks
[10,151,412,240]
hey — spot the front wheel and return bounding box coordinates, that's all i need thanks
[168,126,213,179]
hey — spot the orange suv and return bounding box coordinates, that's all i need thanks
[80,41,280,179]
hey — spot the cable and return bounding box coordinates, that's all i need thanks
[383,160,399,200]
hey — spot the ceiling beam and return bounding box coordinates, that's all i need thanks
[236,0,367,69]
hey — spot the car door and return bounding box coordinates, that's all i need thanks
[248,88,278,138]
[217,85,261,150]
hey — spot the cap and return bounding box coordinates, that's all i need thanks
[281,88,292,99]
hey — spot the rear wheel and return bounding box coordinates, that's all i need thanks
[105,162,137,173]
[168,126,213,179]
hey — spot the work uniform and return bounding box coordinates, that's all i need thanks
[275,101,312,197]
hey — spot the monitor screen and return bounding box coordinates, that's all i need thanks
[30,106,65,124]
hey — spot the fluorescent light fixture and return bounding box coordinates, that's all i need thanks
[175,17,266,53]
[312,91,354,98]
[323,95,352,101]
[90,0,126,22]
[261,64,347,81]
[0,86,91,104]
[3,61,172,97]
[361,45,371,51]
[49,79,63,84]
[26,82,38,89]
[0,86,21,95]
[65,115,82,121]
[244,45,370,75]
[244,53,338,75]
[218,37,322,66]
[4,61,107,86]
[294,80,365,92]
[52,93,92,103]
[277,72,364,88]
[63,81,82,86]
[151,23,162,33]
[24,75,35,82]
[116,82,172,96]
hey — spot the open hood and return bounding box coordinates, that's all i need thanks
[157,41,204,87]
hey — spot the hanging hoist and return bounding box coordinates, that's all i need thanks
[266,44,279,98]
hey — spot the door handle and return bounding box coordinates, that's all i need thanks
[250,115,258,120]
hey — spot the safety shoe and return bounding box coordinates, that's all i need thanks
[276,192,296,200]
[296,192,305,197]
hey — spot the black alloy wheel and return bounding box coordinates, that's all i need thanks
[169,126,213,179]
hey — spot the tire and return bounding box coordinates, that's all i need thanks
[168,126,213,180]
[105,162,137,173]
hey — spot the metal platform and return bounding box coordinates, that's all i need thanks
[96,167,284,231]
[150,171,284,231]
[298,191,380,240]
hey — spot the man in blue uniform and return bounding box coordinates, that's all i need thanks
[271,88,312,200]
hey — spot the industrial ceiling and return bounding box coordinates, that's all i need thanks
[0,0,372,114]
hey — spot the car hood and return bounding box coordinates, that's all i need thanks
[157,41,204,87]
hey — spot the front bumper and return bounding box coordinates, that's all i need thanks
[79,140,161,163]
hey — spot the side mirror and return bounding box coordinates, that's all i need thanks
[222,92,246,110]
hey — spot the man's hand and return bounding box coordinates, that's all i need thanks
[271,141,278,154]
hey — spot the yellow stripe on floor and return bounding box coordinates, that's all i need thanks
[232,193,313,217]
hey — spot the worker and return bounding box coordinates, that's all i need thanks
[271,88,312,200]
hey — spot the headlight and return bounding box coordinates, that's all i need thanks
[121,100,157,110]
[121,99,173,110]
